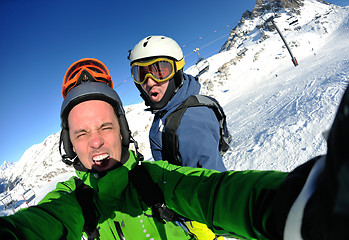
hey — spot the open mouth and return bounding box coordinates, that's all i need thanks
[151,92,159,98]
[92,153,110,167]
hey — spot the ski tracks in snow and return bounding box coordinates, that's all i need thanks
[222,10,349,172]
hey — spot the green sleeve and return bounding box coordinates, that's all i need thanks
[0,176,85,240]
[142,160,288,239]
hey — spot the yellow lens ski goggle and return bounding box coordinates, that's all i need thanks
[131,57,184,84]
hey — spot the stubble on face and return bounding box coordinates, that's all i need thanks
[141,78,169,103]
[68,100,123,172]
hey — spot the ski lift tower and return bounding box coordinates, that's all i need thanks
[193,48,204,63]
[265,16,298,67]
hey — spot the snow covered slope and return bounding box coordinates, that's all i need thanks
[187,0,349,172]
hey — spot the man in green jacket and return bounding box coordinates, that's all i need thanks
[0,58,194,240]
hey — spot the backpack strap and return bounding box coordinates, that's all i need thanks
[162,94,231,166]
[75,179,100,240]
[128,163,180,223]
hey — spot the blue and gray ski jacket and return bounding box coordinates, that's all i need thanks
[149,73,227,172]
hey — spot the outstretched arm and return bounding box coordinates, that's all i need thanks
[142,160,288,239]
[0,177,85,240]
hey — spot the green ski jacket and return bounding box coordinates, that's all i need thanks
[1,151,289,240]
[0,151,191,240]
[141,160,289,240]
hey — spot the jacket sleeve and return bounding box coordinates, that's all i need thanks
[0,177,85,240]
[176,106,227,171]
[142,160,288,240]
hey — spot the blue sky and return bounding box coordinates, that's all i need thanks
[0,0,348,166]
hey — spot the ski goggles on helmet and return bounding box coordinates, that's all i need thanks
[62,58,113,99]
[131,57,184,85]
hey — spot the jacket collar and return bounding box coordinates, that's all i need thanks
[156,74,200,115]
[75,150,138,188]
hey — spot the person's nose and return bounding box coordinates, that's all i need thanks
[89,131,104,149]
[143,77,157,88]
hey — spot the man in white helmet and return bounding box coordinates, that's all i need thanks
[128,35,227,240]
[128,35,227,171]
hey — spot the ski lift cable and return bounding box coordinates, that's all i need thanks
[182,23,232,47]
[115,77,132,88]
[184,51,195,58]
[120,85,137,98]
[119,85,147,105]
[181,22,233,49]
[184,32,230,58]
[199,33,230,50]
[203,47,224,59]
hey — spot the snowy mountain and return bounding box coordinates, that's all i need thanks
[0,161,14,172]
[1,0,348,220]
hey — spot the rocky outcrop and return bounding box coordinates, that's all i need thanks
[220,0,329,52]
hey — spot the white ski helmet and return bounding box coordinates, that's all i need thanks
[128,36,186,110]
[128,35,184,65]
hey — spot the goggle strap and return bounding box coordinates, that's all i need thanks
[175,58,185,71]
[65,70,95,93]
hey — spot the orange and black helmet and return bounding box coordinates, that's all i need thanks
[62,58,113,99]
[60,58,130,172]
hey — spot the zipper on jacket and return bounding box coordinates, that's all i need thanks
[114,221,125,240]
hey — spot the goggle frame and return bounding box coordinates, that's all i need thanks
[131,57,184,85]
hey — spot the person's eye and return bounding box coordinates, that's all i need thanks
[76,131,87,139]
[76,133,86,138]
[101,126,113,131]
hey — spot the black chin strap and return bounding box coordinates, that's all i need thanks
[59,129,76,166]
[130,135,144,161]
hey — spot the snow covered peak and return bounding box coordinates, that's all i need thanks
[0,161,14,172]
[252,0,305,18]
[220,0,337,52]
